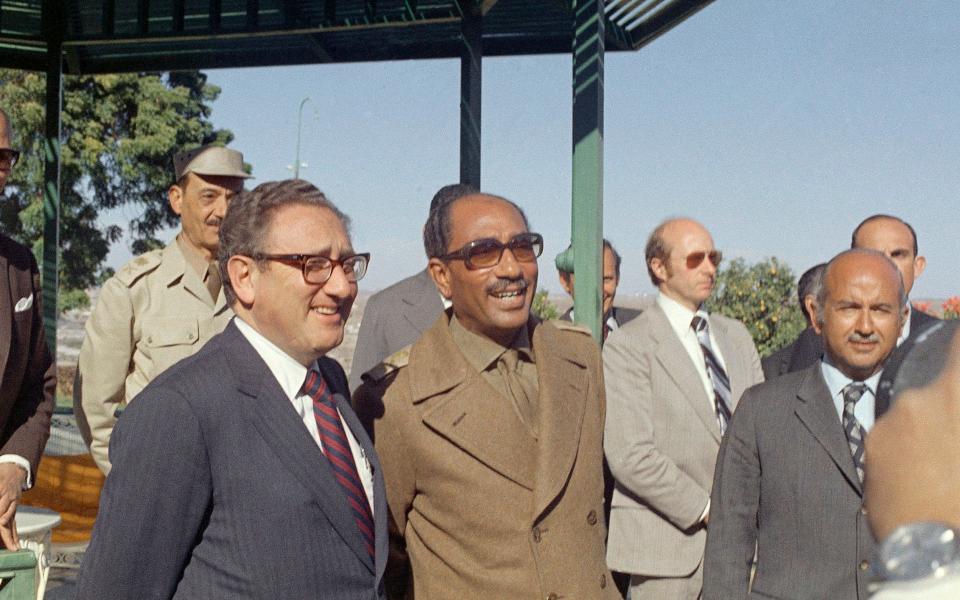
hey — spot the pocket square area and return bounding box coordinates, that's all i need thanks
[14,294,33,313]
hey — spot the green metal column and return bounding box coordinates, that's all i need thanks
[459,3,481,188]
[42,0,63,357]
[570,0,605,341]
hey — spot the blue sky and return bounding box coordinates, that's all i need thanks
[106,1,960,299]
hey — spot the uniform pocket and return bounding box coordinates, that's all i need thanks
[142,318,200,348]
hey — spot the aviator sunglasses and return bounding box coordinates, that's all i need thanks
[439,232,544,270]
[685,250,723,269]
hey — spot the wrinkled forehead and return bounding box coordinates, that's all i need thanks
[449,195,528,245]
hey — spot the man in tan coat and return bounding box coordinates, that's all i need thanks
[355,192,618,599]
[74,145,250,474]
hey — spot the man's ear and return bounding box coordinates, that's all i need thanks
[806,295,822,334]
[914,255,927,280]
[650,257,668,283]
[168,184,184,216]
[227,255,257,306]
[428,258,452,300]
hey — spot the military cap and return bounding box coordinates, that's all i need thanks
[174,145,252,181]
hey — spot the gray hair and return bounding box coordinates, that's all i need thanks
[814,249,907,327]
[218,179,350,306]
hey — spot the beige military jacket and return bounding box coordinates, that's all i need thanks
[74,239,232,474]
[354,312,619,600]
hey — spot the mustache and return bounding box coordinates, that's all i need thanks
[849,332,880,343]
[205,216,223,227]
[486,277,531,295]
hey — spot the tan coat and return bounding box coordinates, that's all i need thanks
[355,313,619,600]
[74,239,232,474]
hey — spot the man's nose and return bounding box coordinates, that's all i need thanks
[323,262,353,299]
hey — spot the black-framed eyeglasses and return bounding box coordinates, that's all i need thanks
[439,232,543,270]
[255,253,370,284]
[0,149,20,167]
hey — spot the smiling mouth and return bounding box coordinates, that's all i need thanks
[493,289,525,300]
[312,306,341,316]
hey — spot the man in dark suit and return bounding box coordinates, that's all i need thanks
[785,215,936,374]
[77,179,388,599]
[761,262,825,379]
[704,249,906,599]
[0,108,55,552]
[557,238,641,339]
[349,183,476,390]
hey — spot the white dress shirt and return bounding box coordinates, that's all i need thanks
[820,359,881,433]
[657,293,729,412]
[897,303,913,347]
[234,317,374,513]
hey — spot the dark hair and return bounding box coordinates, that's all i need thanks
[422,183,478,258]
[218,179,350,306]
[797,262,826,321]
[423,191,530,258]
[851,214,919,256]
[644,220,672,286]
[814,249,906,327]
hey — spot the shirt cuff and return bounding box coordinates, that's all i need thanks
[0,455,32,490]
[699,499,710,523]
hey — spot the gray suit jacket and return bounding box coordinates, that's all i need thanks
[349,269,442,391]
[77,321,388,599]
[603,303,764,578]
[703,364,874,600]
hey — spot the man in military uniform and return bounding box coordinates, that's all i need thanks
[355,192,619,599]
[75,145,250,474]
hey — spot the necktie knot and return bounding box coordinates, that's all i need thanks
[842,382,868,408]
[302,368,332,406]
[691,313,708,335]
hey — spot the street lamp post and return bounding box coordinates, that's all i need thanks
[293,97,310,179]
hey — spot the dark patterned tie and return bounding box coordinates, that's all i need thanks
[302,368,375,563]
[691,313,733,435]
[842,382,868,484]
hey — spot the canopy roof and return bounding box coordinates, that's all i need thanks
[0,0,713,73]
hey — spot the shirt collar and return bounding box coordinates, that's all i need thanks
[657,292,701,338]
[449,314,534,373]
[176,232,214,280]
[898,303,912,345]
[820,357,882,401]
[234,316,312,401]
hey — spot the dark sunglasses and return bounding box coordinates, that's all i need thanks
[255,252,370,284]
[685,250,723,270]
[440,232,544,270]
[0,148,20,167]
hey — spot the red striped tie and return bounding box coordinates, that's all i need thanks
[302,369,375,563]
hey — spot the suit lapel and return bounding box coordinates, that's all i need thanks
[0,253,11,380]
[532,322,587,518]
[794,365,862,495]
[401,270,443,334]
[415,315,537,490]
[226,324,376,573]
[649,306,721,443]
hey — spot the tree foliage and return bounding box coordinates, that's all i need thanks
[0,70,233,295]
[707,257,807,357]
[531,289,561,321]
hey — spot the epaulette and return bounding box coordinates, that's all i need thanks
[361,345,412,385]
[113,250,163,287]
[550,319,593,336]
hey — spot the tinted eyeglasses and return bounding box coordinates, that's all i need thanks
[0,149,20,167]
[255,253,370,284]
[685,250,723,270]
[439,232,543,270]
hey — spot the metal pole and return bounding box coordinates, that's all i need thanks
[294,96,309,179]
[459,4,482,188]
[570,0,605,341]
[42,0,63,357]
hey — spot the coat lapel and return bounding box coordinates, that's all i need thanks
[794,365,862,495]
[649,306,721,443]
[415,314,537,490]
[0,252,11,380]
[401,269,443,334]
[531,321,587,518]
[225,324,376,573]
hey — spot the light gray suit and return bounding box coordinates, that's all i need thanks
[349,269,442,391]
[703,364,874,600]
[603,302,763,597]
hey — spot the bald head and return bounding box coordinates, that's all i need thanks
[852,215,925,296]
[646,218,720,311]
[812,249,907,380]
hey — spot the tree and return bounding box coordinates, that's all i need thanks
[707,257,807,357]
[0,70,234,300]
[531,289,561,320]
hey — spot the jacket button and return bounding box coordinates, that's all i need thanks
[860,506,868,516]
[547,594,559,600]
[532,526,542,543]
[587,510,598,525]
[600,573,607,588]
[859,560,870,571]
